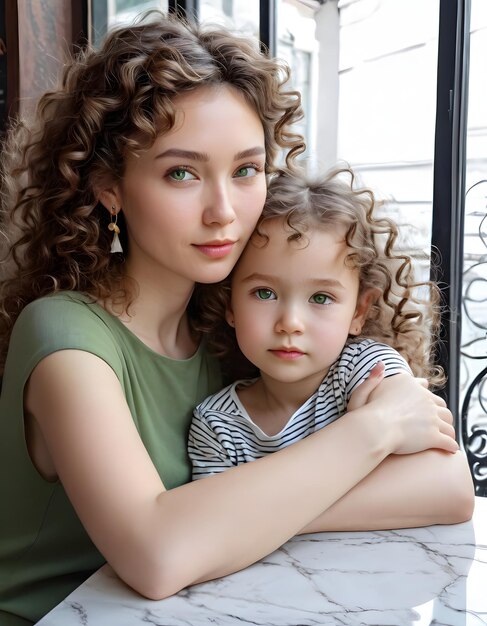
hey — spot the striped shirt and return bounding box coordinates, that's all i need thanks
[188,339,411,479]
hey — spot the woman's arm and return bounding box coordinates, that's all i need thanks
[26,351,458,600]
[298,449,474,533]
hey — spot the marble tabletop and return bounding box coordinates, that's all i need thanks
[37,497,487,626]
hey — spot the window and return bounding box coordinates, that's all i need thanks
[200,0,259,37]
[277,0,440,282]
[91,0,169,47]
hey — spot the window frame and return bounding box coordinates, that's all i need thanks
[0,0,19,133]
[430,0,470,427]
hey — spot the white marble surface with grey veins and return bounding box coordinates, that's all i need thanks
[37,497,487,626]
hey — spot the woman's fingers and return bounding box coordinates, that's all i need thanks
[435,432,460,453]
[366,374,460,455]
[433,394,447,408]
[348,362,385,412]
[350,373,457,454]
[438,406,454,425]
[435,403,453,425]
[438,419,456,439]
[433,408,457,451]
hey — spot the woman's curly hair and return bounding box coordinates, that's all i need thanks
[0,11,305,371]
[193,166,445,387]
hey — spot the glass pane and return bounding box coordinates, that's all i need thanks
[277,0,440,282]
[91,0,169,47]
[460,0,487,431]
[277,2,314,160]
[199,0,259,37]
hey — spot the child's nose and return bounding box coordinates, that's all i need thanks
[274,305,305,335]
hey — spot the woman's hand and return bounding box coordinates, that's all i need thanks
[348,364,430,411]
[362,373,458,455]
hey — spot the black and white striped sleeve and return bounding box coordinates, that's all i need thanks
[188,408,236,480]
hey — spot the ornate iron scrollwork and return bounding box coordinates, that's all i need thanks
[461,366,487,496]
[460,181,487,496]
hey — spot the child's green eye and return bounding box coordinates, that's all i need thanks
[310,293,332,305]
[255,288,275,300]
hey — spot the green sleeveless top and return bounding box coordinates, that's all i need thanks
[0,292,221,626]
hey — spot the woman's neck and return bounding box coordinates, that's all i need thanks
[104,262,197,359]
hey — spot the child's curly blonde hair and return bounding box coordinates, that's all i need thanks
[193,166,445,387]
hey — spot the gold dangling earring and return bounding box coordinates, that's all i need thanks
[108,207,123,254]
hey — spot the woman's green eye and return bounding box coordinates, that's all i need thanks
[311,293,331,305]
[235,166,257,178]
[255,288,275,300]
[169,169,195,181]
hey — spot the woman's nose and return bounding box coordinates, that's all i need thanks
[203,183,236,226]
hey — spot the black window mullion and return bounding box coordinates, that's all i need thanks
[431,0,470,432]
[71,0,89,50]
[169,0,200,21]
[0,0,19,134]
[259,0,276,55]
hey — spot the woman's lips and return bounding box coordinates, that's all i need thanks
[194,242,236,258]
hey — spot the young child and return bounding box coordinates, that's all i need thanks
[189,167,445,478]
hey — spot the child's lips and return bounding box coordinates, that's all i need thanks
[269,348,305,360]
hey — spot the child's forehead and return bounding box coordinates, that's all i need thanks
[253,216,347,246]
[235,218,353,276]
[233,216,359,288]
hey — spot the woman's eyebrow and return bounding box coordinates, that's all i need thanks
[155,146,265,162]
[155,148,209,162]
[234,147,266,160]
